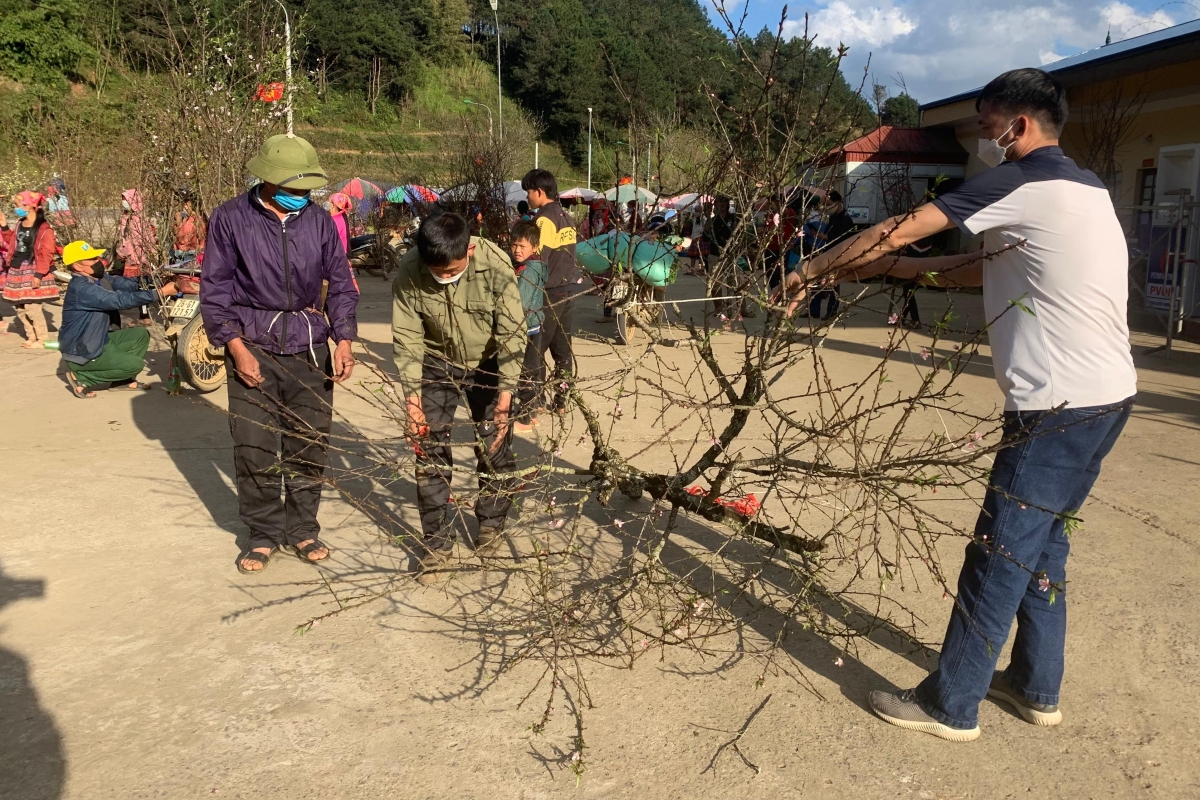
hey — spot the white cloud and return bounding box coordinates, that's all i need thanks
[784,1,916,48]
[777,1,1197,104]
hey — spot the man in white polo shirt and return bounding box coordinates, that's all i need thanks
[787,68,1137,741]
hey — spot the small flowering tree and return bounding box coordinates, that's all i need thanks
[244,7,1037,781]
[127,0,290,260]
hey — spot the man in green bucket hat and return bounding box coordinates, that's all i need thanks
[201,133,360,574]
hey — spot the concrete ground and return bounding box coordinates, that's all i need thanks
[1,275,1198,800]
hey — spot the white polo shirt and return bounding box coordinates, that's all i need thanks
[933,146,1137,411]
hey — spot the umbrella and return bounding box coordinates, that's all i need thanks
[384,184,441,204]
[602,184,658,205]
[405,184,440,203]
[502,180,527,208]
[439,183,479,202]
[560,187,600,201]
[330,177,385,201]
[662,192,712,210]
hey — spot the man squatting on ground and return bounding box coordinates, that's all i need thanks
[391,212,527,584]
[201,134,359,575]
[780,68,1138,741]
[58,240,178,398]
[521,168,578,415]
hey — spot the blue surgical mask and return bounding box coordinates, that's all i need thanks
[14,208,28,219]
[272,189,310,212]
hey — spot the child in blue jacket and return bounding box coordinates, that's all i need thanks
[509,220,548,430]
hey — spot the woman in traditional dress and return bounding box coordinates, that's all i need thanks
[1,191,59,347]
[116,188,156,324]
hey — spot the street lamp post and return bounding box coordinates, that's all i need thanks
[463,99,494,140]
[490,0,502,142]
[273,0,293,136]
[587,107,593,191]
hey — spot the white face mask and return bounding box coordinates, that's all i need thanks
[977,121,1017,168]
[121,199,132,211]
[429,269,464,285]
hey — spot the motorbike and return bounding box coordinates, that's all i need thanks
[578,226,687,345]
[348,220,413,278]
[162,262,226,393]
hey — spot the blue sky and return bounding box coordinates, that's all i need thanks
[703,0,1200,104]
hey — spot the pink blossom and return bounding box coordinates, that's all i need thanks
[672,627,686,637]
[920,347,931,362]
[888,312,899,325]
[719,314,728,321]
[554,448,563,457]
[834,656,844,667]
[551,519,565,529]
[639,638,650,649]
[549,496,557,508]
[614,519,626,529]
[942,591,950,601]
[1038,576,1050,592]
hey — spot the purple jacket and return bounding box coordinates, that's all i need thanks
[201,190,358,355]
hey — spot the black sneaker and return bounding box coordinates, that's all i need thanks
[987,671,1062,726]
[868,689,981,742]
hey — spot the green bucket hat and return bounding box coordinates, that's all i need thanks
[246,133,329,190]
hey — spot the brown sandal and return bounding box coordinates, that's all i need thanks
[65,372,97,399]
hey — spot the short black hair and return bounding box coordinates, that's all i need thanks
[510,219,540,247]
[828,190,843,204]
[417,212,472,267]
[521,168,558,200]
[976,68,1068,136]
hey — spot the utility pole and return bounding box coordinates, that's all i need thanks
[490,0,502,141]
[273,0,293,136]
[587,107,593,191]
[463,99,494,140]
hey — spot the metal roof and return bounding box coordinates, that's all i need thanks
[819,126,968,166]
[921,17,1200,111]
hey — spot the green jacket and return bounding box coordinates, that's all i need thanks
[391,236,527,397]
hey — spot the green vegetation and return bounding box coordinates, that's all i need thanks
[0,0,882,194]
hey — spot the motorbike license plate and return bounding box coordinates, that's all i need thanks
[172,298,200,318]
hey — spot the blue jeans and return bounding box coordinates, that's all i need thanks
[915,398,1133,728]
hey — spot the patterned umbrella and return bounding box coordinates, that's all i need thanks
[405,184,440,203]
[330,177,385,201]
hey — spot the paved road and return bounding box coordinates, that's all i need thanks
[1,277,1198,799]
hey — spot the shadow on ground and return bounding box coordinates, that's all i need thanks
[0,561,64,800]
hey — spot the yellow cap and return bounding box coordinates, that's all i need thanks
[62,240,107,266]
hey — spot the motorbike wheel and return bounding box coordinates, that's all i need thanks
[176,314,226,393]
[615,283,662,346]
[374,245,399,279]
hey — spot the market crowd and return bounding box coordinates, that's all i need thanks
[0,67,1139,747]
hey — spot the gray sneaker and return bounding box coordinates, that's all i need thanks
[868,689,981,742]
[987,671,1062,726]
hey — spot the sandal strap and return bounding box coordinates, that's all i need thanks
[295,539,328,554]
[240,549,271,564]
